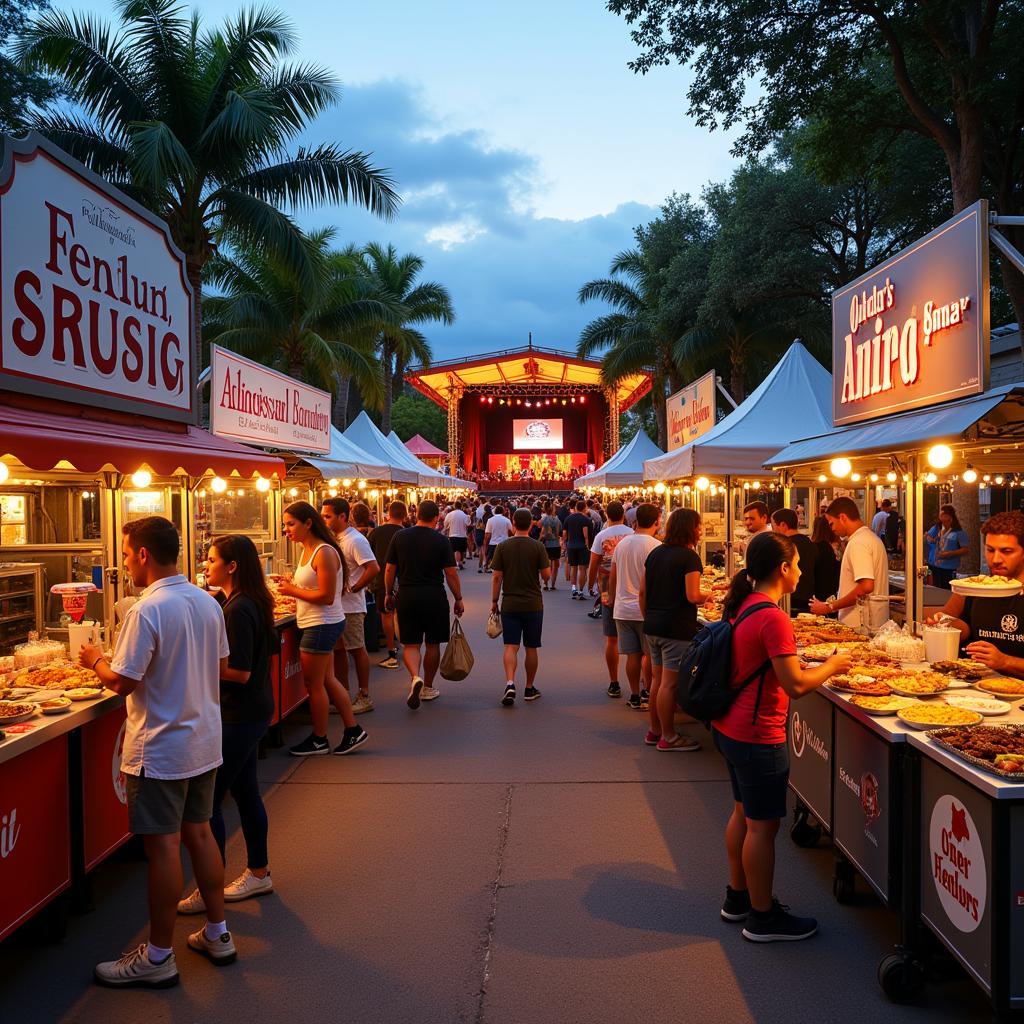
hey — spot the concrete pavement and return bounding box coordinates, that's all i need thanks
[0,567,993,1022]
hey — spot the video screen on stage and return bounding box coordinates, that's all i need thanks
[512,418,564,451]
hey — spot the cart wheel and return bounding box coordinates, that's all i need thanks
[877,953,925,1003]
[790,817,822,848]
[832,862,856,903]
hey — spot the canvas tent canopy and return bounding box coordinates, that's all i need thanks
[576,429,664,488]
[643,342,833,481]
[386,429,475,490]
[404,434,447,458]
[301,425,408,483]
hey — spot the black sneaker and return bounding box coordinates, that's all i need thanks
[626,694,643,711]
[407,677,424,710]
[607,682,622,699]
[721,886,751,922]
[501,683,516,707]
[524,687,541,701]
[742,901,818,942]
[289,733,329,757]
[334,726,368,755]
[640,688,650,703]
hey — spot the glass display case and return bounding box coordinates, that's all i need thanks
[0,562,44,653]
[192,478,281,581]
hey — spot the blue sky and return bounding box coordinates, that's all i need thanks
[72,0,740,358]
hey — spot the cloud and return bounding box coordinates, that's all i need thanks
[298,80,656,360]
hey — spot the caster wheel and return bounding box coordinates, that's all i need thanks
[790,818,822,848]
[833,872,855,903]
[877,953,925,1003]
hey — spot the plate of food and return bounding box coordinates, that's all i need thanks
[828,675,893,696]
[949,575,1023,597]
[897,703,984,729]
[38,696,72,715]
[975,676,1024,700]
[0,701,38,724]
[799,642,865,661]
[888,672,950,697]
[65,687,104,701]
[847,694,919,715]
[931,659,991,682]
[944,692,1011,716]
[926,725,1024,777]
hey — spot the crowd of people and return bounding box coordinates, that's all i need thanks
[456,465,587,486]
[78,483,1024,985]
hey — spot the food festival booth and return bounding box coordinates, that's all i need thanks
[0,134,287,941]
[763,201,1024,1010]
[575,428,664,491]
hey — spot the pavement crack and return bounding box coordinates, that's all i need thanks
[475,782,513,1024]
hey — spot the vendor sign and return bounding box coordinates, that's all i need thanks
[210,345,331,455]
[666,371,715,451]
[0,134,194,422]
[832,200,989,427]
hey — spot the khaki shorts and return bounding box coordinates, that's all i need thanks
[126,767,217,835]
[341,612,366,650]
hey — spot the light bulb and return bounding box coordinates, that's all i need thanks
[962,466,978,484]
[654,482,666,495]
[743,482,750,490]
[995,475,1004,485]
[329,488,338,497]
[927,444,953,469]
[925,472,938,484]
[830,458,852,478]
[696,476,710,492]
[211,476,228,494]
[818,474,828,483]
[328,478,339,488]
[289,487,298,497]
[342,478,352,488]
[131,469,152,489]
[358,480,367,490]
[869,473,879,482]
[0,462,9,484]
[851,472,861,482]
[255,476,271,492]
[886,471,897,483]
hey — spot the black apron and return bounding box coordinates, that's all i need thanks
[964,595,1024,659]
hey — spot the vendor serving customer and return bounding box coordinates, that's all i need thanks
[927,510,1024,677]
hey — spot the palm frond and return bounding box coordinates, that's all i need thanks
[128,120,195,191]
[577,277,643,312]
[576,313,634,357]
[261,63,340,137]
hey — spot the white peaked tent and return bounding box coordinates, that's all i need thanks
[386,430,476,491]
[576,429,664,488]
[643,342,832,481]
[340,412,421,484]
[302,426,411,484]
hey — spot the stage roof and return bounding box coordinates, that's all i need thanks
[405,346,651,411]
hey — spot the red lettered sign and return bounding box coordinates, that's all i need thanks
[81,706,131,871]
[280,624,307,717]
[0,737,71,940]
[0,134,194,421]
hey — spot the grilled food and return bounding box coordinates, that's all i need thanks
[897,703,983,727]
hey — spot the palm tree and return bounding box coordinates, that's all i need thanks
[17,0,400,376]
[202,229,392,409]
[360,243,455,433]
[577,249,697,449]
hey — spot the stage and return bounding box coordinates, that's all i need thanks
[405,345,651,482]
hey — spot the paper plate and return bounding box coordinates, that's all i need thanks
[950,578,1023,598]
[944,693,1011,716]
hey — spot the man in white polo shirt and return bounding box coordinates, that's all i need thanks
[810,495,889,626]
[80,516,233,987]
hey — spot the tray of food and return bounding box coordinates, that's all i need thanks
[65,686,104,701]
[926,725,1024,777]
[949,575,1023,597]
[38,696,72,715]
[974,676,1024,700]
[0,701,38,724]
[828,675,893,696]
[897,703,984,729]
[18,662,101,691]
[847,694,919,716]
[931,659,991,682]
[887,672,950,697]
[944,692,1012,716]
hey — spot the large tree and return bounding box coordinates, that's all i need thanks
[608,0,1024,350]
[17,0,400,375]
[0,0,61,130]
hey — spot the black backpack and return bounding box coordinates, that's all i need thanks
[676,600,775,724]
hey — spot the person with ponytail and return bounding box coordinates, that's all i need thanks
[713,531,851,943]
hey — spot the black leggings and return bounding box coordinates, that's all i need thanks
[210,719,270,869]
[931,566,956,589]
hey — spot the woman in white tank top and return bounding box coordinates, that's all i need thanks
[276,502,366,757]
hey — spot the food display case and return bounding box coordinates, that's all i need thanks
[0,563,44,652]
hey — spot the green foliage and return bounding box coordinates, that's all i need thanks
[619,398,657,445]
[391,394,448,451]
[0,0,61,131]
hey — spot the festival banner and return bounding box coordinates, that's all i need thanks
[666,371,716,451]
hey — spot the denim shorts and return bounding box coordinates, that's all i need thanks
[712,728,790,821]
[647,635,692,671]
[615,618,648,655]
[298,618,347,653]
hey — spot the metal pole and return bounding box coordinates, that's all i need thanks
[905,456,924,627]
[724,474,735,576]
[989,228,1024,276]
[715,377,739,410]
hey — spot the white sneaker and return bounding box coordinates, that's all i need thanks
[224,868,274,903]
[351,693,375,714]
[94,943,179,988]
[177,888,206,915]
[187,927,237,966]
[420,686,441,701]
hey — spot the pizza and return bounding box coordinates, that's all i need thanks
[828,675,893,696]
[931,659,990,681]
[848,695,918,713]
[976,677,1024,697]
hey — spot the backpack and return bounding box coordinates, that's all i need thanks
[676,600,776,724]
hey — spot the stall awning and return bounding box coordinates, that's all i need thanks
[766,385,1019,468]
[576,430,664,488]
[0,403,286,478]
[302,427,404,482]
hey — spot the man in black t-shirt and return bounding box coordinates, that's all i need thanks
[771,508,817,615]
[931,511,1024,675]
[384,500,464,710]
[562,499,593,599]
[368,500,407,669]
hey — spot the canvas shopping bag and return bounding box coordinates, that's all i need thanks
[440,618,475,681]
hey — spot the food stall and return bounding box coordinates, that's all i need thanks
[0,133,284,941]
[765,200,1024,1010]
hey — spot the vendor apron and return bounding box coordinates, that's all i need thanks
[966,594,1024,659]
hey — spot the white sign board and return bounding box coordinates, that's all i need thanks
[210,345,332,454]
[0,134,194,421]
[666,371,716,451]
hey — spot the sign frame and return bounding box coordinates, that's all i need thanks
[832,200,990,427]
[0,132,195,423]
[666,370,716,451]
